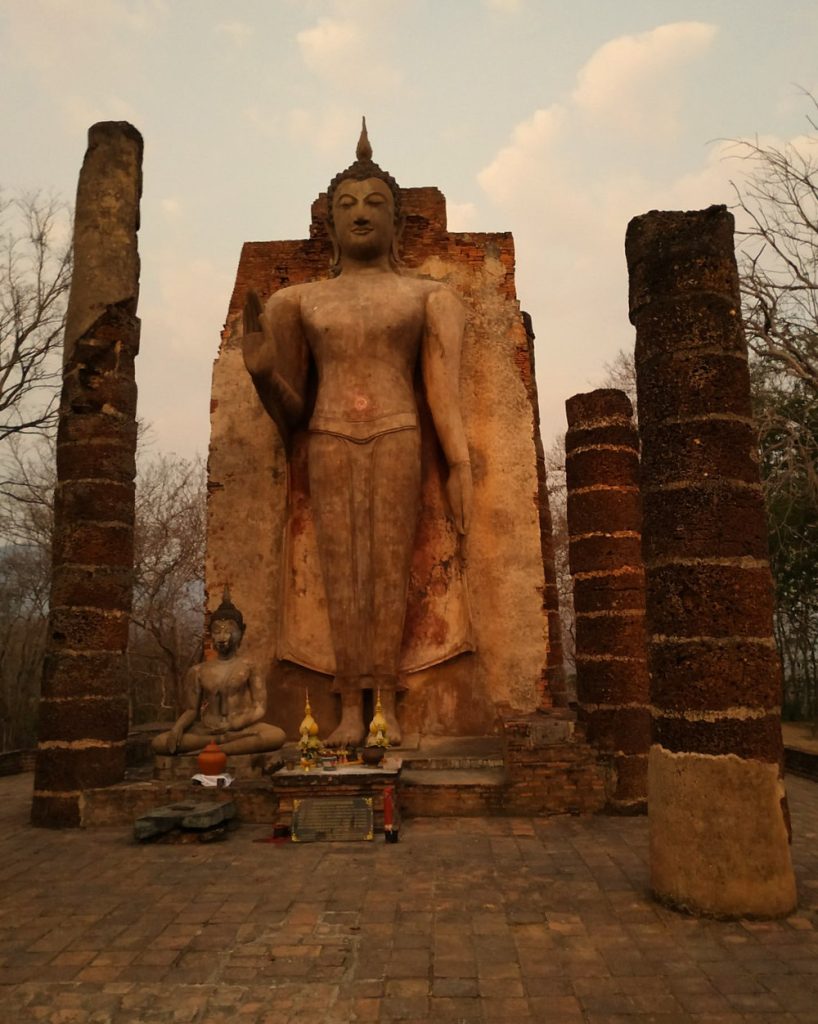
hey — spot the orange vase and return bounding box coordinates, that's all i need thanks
[197,740,227,776]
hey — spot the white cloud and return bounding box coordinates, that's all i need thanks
[478,105,565,205]
[297,16,360,73]
[572,22,717,138]
[474,22,734,443]
[447,202,478,231]
[295,7,401,92]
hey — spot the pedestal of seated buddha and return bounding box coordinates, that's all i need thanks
[153,750,284,782]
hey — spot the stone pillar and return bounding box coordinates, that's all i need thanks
[565,389,649,812]
[522,312,567,709]
[626,205,796,916]
[32,122,143,828]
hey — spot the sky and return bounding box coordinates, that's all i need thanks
[2,0,817,459]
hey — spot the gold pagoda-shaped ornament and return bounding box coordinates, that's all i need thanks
[298,692,322,760]
[366,691,390,749]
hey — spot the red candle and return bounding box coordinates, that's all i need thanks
[383,784,394,829]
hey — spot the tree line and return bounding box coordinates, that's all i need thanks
[0,192,205,750]
[2,103,817,750]
[546,107,818,727]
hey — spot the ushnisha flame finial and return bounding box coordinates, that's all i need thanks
[356,116,373,162]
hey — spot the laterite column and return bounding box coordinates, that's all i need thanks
[32,122,143,827]
[565,389,649,812]
[626,205,796,915]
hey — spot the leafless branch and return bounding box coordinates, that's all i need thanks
[0,189,71,443]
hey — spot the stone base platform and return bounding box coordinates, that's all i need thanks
[79,713,608,827]
[80,779,269,827]
[782,722,818,782]
[81,758,403,830]
[398,713,607,817]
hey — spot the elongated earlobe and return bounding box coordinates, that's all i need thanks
[390,214,405,272]
[328,223,341,274]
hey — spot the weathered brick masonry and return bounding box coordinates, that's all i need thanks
[565,389,649,812]
[209,186,558,738]
[501,714,606,815]
[31,122,142,828]
[627,205,796,916]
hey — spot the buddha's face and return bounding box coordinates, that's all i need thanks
[331,177,396,262]
[211,618,241,656]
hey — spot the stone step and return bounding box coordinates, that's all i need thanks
[398,735,504,772]
[400,767,506,787]
[785,747,818,782]
[398,767,506,817]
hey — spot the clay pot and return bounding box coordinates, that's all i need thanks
[197,740,227,776]
[361,745,385,767]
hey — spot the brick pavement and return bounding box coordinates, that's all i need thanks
[0,772,816,1023]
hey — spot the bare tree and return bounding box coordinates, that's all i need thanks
[544,432,575,684]
[731,103,818,397]
[0,191,71,443]
[0,436,53,750]
[730,102,818,723]
[129,453,207,722]
[0,437,207,746]
[600,349,638,413]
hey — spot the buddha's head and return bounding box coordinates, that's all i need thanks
[326,118,403,272]
[209,586,245,656]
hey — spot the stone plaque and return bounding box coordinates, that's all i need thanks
[291,797,373,843]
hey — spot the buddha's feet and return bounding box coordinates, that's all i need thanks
[326,706,366,747]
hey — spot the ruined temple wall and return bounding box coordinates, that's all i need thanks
[207,187,550,737]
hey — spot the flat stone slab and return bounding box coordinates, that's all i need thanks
[134,799,236,841]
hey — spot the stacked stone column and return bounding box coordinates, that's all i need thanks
[565,389,649,812]
[32,122,142,828]
[626,205,795,916]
